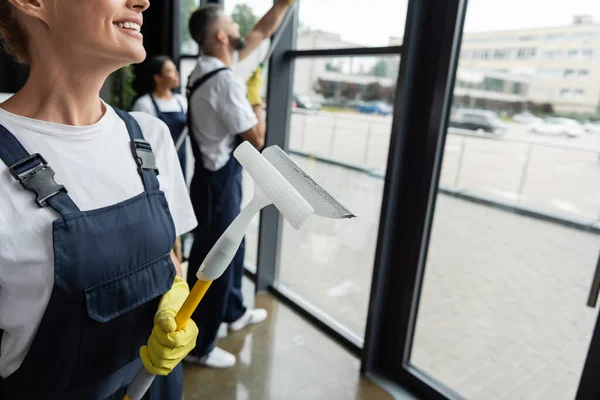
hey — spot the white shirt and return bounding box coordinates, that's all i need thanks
[188,55,258,171]
[0,104,198,378]
[132,93,188,117]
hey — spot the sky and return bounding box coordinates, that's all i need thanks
[224,0,600,47]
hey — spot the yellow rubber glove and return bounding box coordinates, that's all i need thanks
[246,67,264,106]
[140,276,198,376]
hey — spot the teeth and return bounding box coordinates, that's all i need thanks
[115,22,141,32]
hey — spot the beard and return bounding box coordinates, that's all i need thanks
[229,36,247,51]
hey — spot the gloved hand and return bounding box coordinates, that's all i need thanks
[246,66,264,106]
[140,276,198,376]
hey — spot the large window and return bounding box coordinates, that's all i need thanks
[173,1,600,398]
[232,0,408,349]
[407,1,600,399]
[277,55,400,338]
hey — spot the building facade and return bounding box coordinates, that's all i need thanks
[453,69,532,114]
[458,15,600,114]
[292,31,397,104]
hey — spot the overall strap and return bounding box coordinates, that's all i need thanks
[186,67,229,166]
[151,95,185,115]
[174,96,185,113]
[113,108,160,191]
[149,96,165,119]
[186,67,229,101]
[0,124,80,217]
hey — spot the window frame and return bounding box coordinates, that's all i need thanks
[175,0,600,398]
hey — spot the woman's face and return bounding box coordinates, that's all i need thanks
[156,60,180,90]
[34,0,150,66]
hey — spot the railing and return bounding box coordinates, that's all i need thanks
[291,109,391,168]
[288,110,600,231]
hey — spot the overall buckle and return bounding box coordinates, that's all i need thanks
[130,139,159,176]
[9,154,67,208]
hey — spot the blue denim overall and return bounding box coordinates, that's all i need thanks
[0,109,182,399]
[150,96,187,181]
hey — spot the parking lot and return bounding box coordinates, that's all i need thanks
[288,111,600,223]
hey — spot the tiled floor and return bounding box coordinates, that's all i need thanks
[182,280,391,400]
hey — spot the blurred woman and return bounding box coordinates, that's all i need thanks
[133,56,188,180]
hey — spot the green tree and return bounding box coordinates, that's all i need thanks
[363,82,381,101]
[232,4,259,38]
[109,66,137,111]
[341,82,360,100]
[313,79,335,98]
[362,82,394,103]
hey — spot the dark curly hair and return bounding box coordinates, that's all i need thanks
[0,0,29,63]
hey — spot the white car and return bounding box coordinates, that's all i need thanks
[583,122,600,134]
[529,118,585,138]
[512,112,541,124]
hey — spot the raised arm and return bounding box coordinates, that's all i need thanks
[238,0,293,62]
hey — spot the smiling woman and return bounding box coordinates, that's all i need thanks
[0,0,199,399]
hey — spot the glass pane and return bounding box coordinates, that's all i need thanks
[274,55,400,338]
[410,1,600,399]
[180,0,201,55]
[294,1,408,50]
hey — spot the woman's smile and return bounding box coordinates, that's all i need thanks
[113,17,143,40]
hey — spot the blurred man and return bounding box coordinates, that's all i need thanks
[184,0,293,369]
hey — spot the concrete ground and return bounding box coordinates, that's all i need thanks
[238,110,600,399]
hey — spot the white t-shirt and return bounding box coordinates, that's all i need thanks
[131,93,188,117]
[0,104,198,378]
[188,55,258,171]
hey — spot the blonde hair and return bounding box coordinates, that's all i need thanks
[0,1,29,63]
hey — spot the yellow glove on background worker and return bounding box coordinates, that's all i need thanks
[140,276,198,376]
[246,67,264,106]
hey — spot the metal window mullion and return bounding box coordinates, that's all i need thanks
[287,46,403,58]
[361,0,467,399]
[255,1,298,292]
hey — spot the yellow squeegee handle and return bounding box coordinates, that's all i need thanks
[123,279,213,400]
[176,279,213,329]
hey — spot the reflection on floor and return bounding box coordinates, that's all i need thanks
[182,279,391,400]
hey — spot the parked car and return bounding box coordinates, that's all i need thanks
[512,111,542,124]
[357,101,393,116]
[583,121,600,134]
[529,118,584,138]
[293,94,321,111]
[449,109,506,135]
